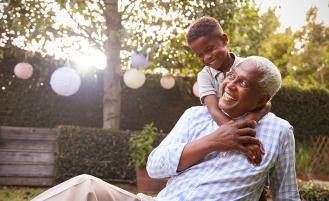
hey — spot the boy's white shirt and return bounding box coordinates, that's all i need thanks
[197,52,245,104]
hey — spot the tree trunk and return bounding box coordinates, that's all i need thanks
[103,0,122,129]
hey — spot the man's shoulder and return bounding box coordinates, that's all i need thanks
[260,112,293,132]
[183,106,212,121]
[185,106,209,115]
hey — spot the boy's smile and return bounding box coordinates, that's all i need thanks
[189,35,232,73]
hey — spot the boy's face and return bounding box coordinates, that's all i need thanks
[189,35,228,71]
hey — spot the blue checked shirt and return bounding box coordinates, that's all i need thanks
[147,106,300,201]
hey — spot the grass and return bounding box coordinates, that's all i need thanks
[0,186,45,201]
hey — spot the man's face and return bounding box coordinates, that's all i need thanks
[189,35,228,71]
[218,61,268,118]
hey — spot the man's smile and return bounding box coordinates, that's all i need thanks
[223,90,237,102]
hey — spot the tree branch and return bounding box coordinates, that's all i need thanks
[62,4,104,50]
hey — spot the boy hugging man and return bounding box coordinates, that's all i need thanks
[187,16,270,200]
[187,16,271,166]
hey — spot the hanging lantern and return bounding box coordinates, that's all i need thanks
[131,53,150,69]
[50,67,81,96]
[160,75,175,90]
[192,82,199,97]
[14,62,33,79]
[123,69,146,89]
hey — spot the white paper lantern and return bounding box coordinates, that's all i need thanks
[50,67,81,96]
[192,82,200,97]
[131,53,150,69]
[160,75,175,90]
[123,69,146,89]
[14,62,33,79]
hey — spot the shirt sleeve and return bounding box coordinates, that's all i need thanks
[197,69,217,105]
[146,109,192,179]
[269,126,301,201]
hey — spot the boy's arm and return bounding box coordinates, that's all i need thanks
[245,102,272,122]
[204,95,230,125]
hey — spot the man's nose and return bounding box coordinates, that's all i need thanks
[226,80,236,90]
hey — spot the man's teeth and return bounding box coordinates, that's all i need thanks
[223,92,236,101]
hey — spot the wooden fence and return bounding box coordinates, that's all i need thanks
[0,126,57,186]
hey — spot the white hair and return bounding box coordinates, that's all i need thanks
[244,56,282,98]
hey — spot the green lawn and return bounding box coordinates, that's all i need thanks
[0,186,45,201]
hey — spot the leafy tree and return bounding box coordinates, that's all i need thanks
[289,7,329,87]
[0,0,270,128]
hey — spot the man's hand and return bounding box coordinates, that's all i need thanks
[209,120,259,152]
[208,120,265,166]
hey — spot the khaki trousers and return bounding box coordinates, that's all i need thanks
[31,174,155,201]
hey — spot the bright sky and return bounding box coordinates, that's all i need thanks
[255,0,329,32]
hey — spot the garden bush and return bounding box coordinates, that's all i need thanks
[55,125,166,182]
[299,182,329,201]
[55,126,135,182]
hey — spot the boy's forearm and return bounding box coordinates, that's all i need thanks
[204,95,231,125]
[245,101,272,122]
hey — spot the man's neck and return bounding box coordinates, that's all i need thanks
[221,109,248,120]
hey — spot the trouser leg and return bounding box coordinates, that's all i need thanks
[31,174,144,201]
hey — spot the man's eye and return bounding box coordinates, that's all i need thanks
[227,73,235,80]
[240,80,248,88]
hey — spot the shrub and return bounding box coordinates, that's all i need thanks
[55,126,135,182]
[129,123,158,168]
[299,182,329,201]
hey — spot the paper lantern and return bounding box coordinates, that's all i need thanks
[123,69,146,89]
[192,82,200,97]
[14,62,33,79]
[160,75,175,90]
[131,53,150,69]
[50,67,81,96]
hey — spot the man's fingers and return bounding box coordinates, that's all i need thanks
[237,128,256,136]
[235,120,257,129]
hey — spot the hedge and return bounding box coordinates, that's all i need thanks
[55,126,135,182]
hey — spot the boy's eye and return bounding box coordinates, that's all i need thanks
[205,46,213,52]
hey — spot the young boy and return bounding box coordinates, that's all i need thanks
[187,16,271,165]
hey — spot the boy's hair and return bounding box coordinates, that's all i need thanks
[186,16,224,44]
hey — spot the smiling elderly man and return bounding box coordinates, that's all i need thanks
[32,56,300,201]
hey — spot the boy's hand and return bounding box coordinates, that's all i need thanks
[245,102,272,122]
[245,143,265,166]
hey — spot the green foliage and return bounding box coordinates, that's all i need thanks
[55,126,135,182]
[271,86,329,141]
[129,123,158,167]
[0,186,46,201]
[296,143,312,178]
[299,182,329,201]
[289,7,329,87]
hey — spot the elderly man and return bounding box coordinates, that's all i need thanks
[32,56,300,201]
